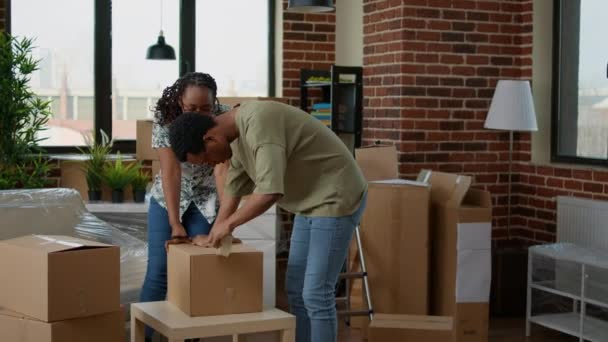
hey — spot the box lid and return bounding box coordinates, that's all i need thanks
[417,170,473,207]
[0,235,112,254]
[371,314,453,330]
[355,145,398,181]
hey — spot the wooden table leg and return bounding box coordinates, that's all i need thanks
[281,328,295,342]
[131,316,146,342]
[168,339,183,342]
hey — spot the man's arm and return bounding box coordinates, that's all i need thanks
[206,193,281,247]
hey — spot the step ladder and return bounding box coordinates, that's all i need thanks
[336,225,374,323]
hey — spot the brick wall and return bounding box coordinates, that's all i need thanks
[0,0,6,31]
[282,0,336,107]
[363,0,533,246]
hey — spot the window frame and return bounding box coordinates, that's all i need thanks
[551,0,608,166]
[7,0,276,153]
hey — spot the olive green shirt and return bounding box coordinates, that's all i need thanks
[225,101,367,217]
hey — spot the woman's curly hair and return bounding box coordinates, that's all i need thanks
[154,72,219,126]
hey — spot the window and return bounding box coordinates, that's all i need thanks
[11,0,95,147]
[196,0,270,97]
[112,0,179,140]
[9,0,274,151]
[553,0,608,165]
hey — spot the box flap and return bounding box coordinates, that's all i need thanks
[171,243,260,256]
[371,179,429,187]
[371,314,453,330]
[0,307,40,321]
[417,170,472,207]
[1,235,112,254]
[355,145,398,181]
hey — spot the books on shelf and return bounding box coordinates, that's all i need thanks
[311,103,331,128]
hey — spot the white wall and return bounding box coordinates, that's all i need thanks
[335,0,363,66]
[531,0,553,164]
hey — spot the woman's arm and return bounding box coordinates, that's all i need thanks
[158,147,187,237]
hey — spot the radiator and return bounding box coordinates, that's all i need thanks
[557,196,608,251]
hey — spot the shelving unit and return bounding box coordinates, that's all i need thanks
[300,65,363,149]
[526,243,608,341]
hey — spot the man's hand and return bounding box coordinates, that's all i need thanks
[207,221,233,248]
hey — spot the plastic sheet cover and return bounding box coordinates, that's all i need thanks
[529,243,608,331]
[0,188,147,307]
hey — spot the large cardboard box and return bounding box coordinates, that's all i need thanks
[0,308,124,342]
[356,146,431,315]
[136,120,158,161]
[417,170,492,342]
[0,235,120,322]
[168,244,263,316]
[369,314,453,342]
[360,180,430,314]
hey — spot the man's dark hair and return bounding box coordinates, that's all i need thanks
[169,112,217,162]
[154,72,219,126]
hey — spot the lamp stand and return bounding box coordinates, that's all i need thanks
[507,130,513,240]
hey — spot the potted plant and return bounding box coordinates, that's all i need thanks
[101,154,138,203]
[0,33,53,189]
[131,170,151,203]
[78,130,112,201]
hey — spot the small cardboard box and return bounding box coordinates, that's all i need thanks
[369,314,453,342]
[0,235,120,322]
[417,170,492,342]
[136,120,159,161]
[168,244,263,316]
[356,146,431,315]
[0,308,124,342]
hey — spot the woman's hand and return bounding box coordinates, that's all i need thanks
[165,236,191,252]
[171,222,188,238]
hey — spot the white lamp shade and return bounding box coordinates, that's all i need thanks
[484,80,538,132]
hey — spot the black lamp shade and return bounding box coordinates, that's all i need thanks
[287,0,334,13]
[146,34,176,60]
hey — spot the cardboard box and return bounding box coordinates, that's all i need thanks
[0,235,120,322]
[417,170,492,342]
[136,120,158,161]
[0,308,124,342]
[356,146,431,315]
[369,314,453,342]
[168,244,263,316]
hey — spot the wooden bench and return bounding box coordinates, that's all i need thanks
[131,301,295,342]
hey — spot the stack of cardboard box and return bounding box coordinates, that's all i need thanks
[355,146,492,342]
[0,235,124,341]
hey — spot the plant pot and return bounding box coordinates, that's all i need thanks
[88,190,102,201]
[133,189,146,203]
[111,190,124,203]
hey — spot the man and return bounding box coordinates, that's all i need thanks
[169,100,367,342]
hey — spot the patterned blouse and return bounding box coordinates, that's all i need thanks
[150,104,231,223]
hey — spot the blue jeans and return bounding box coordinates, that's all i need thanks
[140,197,212,338]
[286,194,367,342]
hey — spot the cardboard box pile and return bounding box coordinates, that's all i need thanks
[355,146,492,342]
[0,235,124,341]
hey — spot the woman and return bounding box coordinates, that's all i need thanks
[140,72,229,339]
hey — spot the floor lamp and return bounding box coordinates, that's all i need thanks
[484,80,538,240]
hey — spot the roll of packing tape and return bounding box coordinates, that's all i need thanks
[217,235,233,257]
